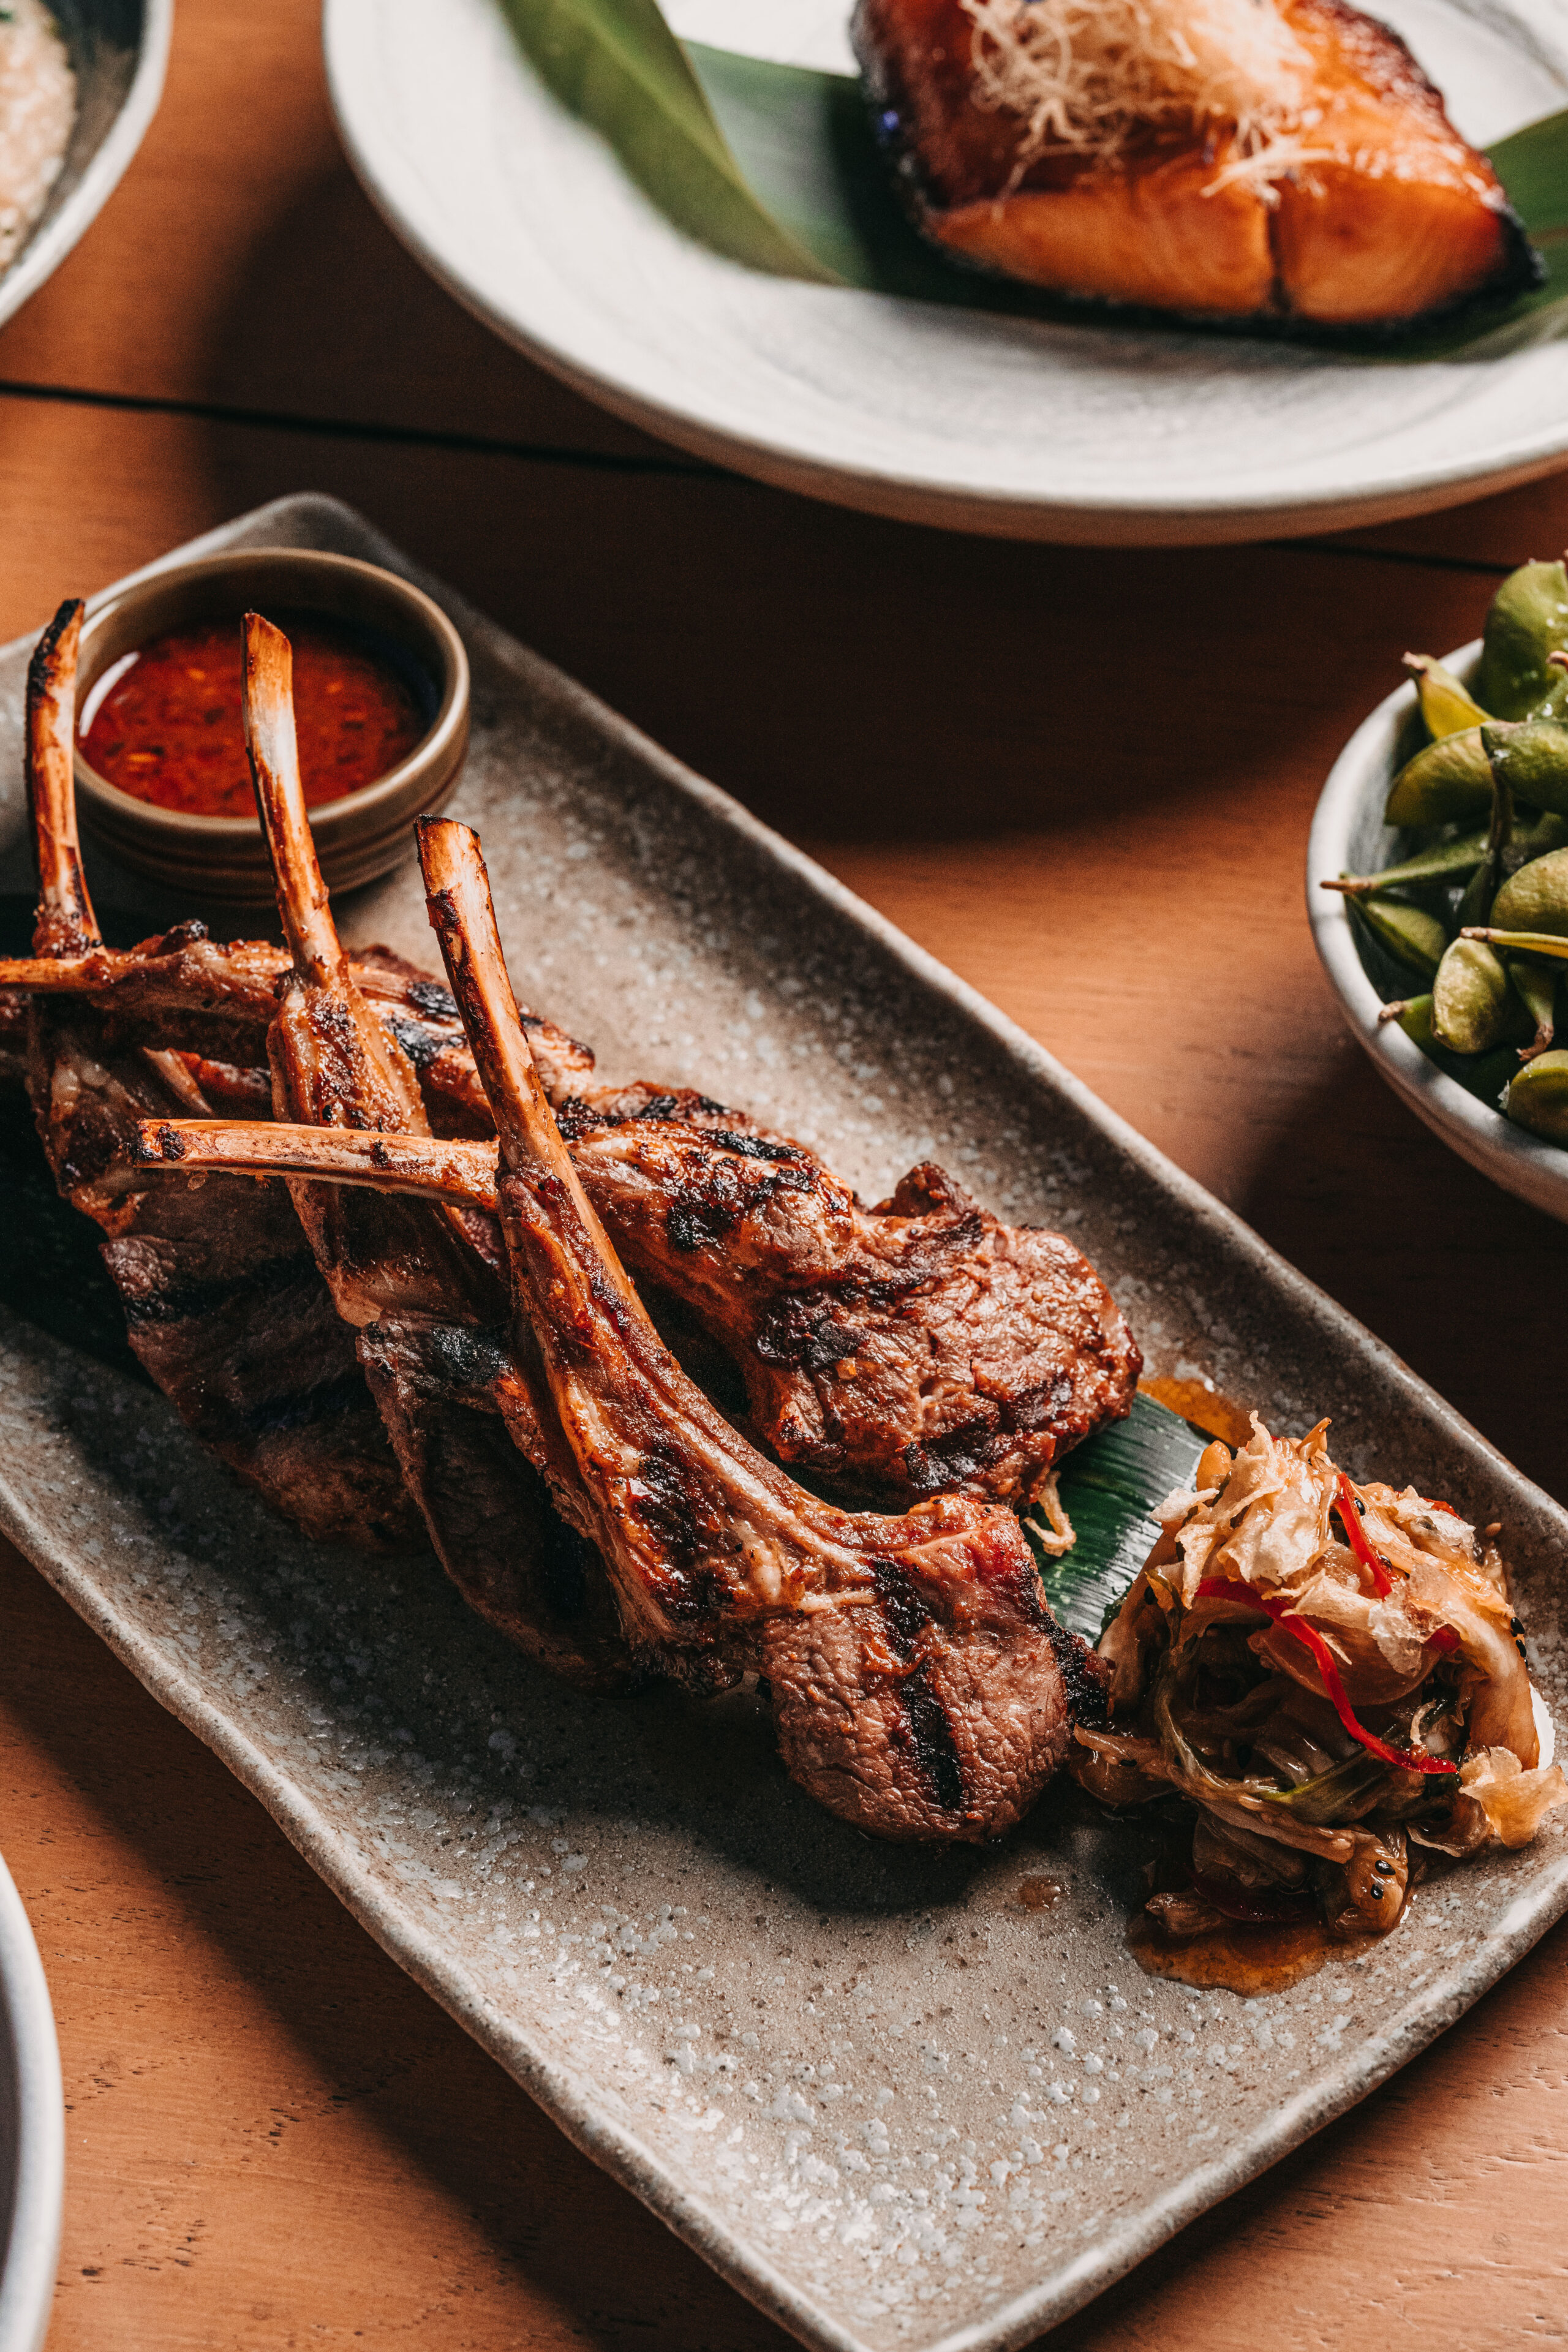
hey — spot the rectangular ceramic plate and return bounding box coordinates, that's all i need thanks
[2,497,1566,2352]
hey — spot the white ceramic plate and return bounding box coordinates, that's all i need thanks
[4,496,1568,2352]
[0,1,172,337]
[1307,636,1568,1225]
[322,0,1568,545]
[0,1856,62,2352]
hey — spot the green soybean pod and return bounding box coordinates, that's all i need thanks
[1378,992,1434,1044]
[1507,810,1568,869]
[1505,1049,1568,1143]
[1477,559,1568,718]
[1508,958,1558,1058]
[1432,938,1525,1054]
[1464,925,1568,962]
[1321,829,1489,897]
[1404,654,1489,741]
[1384,728,1494,827]
[1479,718,1568,816]
[1351,897,1448,980]
[1490,846,1568,939]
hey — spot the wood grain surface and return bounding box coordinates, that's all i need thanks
[1,4,1564,2347]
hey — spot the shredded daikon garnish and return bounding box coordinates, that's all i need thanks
[956,0,1332,194]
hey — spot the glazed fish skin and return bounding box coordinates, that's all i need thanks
[854,0,1538,326]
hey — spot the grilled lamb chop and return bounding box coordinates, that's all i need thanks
[414,816,1100,1841]
[145,1099,1140,1508]
[239,613,629,1685]
[20,598,417,1549]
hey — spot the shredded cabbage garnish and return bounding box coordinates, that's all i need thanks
[1073,1415,1567,1940]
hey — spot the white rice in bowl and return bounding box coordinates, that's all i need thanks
[0,0,74,272]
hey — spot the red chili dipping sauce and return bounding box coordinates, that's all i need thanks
[80,612,431,819]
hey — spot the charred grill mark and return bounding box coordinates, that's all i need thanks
[382,1011,442,1070]
[404,978,460,1022]
[144,1122,188,1164]
[117,1247,327,1328]
[628,1443,712,1585]
[555,1091,739,1145]
[755,1305,867,1374]
[239,1368,383,1436]
[554,1095,607,1145]
[1044,1615,1109,1732]
[900,1377,1084,1495]
[704,1131,801,1164]
[900,1672,965,1814]
[873,1563,965,1814]
[151,919,210,952]
[418,1320,512,1395]
[665,1159,816,1253]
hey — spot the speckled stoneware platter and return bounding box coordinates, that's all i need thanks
[1309,639,1568,1227]
[325,0,1568,546]
[2,497,1566,2352]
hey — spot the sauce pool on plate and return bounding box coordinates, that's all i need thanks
[80,612,432,820]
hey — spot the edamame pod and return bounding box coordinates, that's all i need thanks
[1507,959,1558,1060]
[1477,559,1568,718]
[1490,846,1568,939]
[1376,993,1434,1042]
[1463,926,1568,962]
[1504,809,1568,872]
[1384,728,1493,827]
[1322,829,1488,895]
[1403,654,1488,741]
[1431,939,1526,1054]
[1351,898,1447,980]
[1505,1050,1568,1143]
[1477,718,1568,816]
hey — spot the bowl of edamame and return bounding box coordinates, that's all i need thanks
[1308,558,1568,1227]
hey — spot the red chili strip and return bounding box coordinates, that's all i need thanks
[1420,1497,1462,1518]
[1193,1577,1457,1775]
[1334,1472,1393,1597]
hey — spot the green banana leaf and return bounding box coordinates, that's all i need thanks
[499,0,1568,359]
[1036,1390,1208,1642]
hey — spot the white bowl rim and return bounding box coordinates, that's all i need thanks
[0,1852,62,2352]
[1306,633,1568,1224]
[0,0,175,339]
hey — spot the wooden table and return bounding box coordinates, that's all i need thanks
[2,6,1566,2345]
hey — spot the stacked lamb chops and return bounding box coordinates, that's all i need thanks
[135,804,1117,1839]
[9,600,1142,1840]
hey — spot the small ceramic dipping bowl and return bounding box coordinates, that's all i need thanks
[73,548,469,903]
